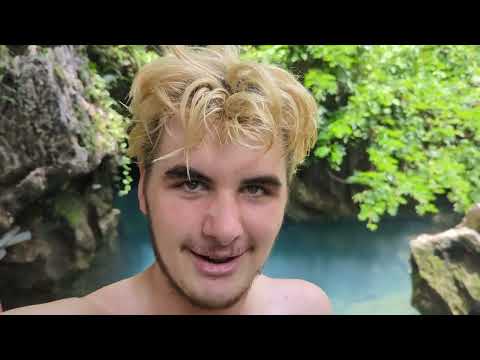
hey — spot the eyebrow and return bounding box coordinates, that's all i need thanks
[164,166,212,184]
[163,165,283,188]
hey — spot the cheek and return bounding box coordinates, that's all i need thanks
[147,192,203,237]
[243,201,286,245]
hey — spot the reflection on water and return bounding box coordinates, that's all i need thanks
[73,188,450,315]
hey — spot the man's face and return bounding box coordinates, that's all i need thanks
[138,122,289,310]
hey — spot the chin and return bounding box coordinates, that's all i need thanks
[185,283,251,310]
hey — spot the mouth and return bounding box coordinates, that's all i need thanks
[188,249,245,277]
[192,251,240,263]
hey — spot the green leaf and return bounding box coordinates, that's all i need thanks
[330,144,346,168]
[241,45,480,230]
[314,146,330,158]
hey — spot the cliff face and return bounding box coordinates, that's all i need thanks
[286,162,357,222]
[286,150,370,222]
[0,46,124,309]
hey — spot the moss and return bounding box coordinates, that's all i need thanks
[424,252,449,274]
[53,63,66,82]
[450,264,480,299]
[0,45,9,71]
[74,250,95,271]
[413,244,479,314]
[53,192,87,228]
[0,46,13,102]
[413,246,458,312]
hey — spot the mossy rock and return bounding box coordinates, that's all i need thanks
[54,192,86,228]
[410,227,480,314]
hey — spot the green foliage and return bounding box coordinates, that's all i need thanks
[243,45,480,230]
[86,45,158,115]
[85,46,159,196]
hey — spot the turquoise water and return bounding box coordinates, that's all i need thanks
[77,188,448,315]
[269,220,422,315]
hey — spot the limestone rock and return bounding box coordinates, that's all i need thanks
[286,164,357,221]
[410,205,480,315]
[458,203,480,233]
[0,46,124,310]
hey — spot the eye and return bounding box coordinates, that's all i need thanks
[182,180,204,192]
[243,185,266,197]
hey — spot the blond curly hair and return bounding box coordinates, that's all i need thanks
[127,45,318,181]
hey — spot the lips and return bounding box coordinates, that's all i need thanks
[189,249,244,277]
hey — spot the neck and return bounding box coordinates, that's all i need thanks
[142,263,253,315]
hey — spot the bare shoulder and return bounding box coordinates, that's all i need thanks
[279,278,332,315]
[257,275,332,315]
[1,297,102,315]
[1,275,139,315]
[81,276,137,314]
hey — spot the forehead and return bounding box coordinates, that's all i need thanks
[152,121,287,180]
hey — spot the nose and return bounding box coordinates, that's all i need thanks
[202,191,243,246]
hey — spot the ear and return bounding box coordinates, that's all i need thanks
[138,165,147,215]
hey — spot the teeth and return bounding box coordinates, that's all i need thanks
[190,249,241,264]
[197,253,232,264]
[206,256,231,264]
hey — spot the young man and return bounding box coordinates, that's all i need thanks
[3,46,331,315]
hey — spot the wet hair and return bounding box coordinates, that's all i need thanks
[127,45,318,181]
